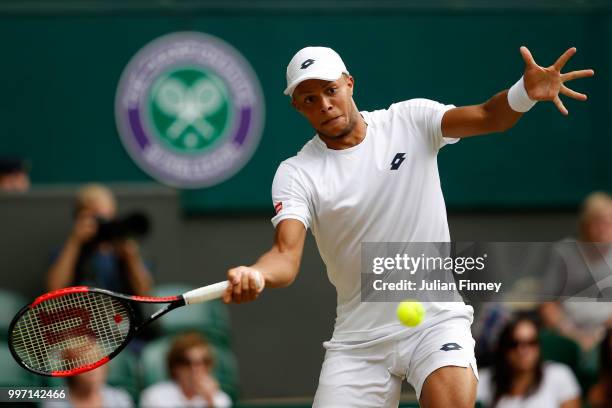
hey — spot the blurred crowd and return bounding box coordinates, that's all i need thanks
[1,180,234,408]
[2,174,612,407]
[474,191,612,408]
[45,184,233,408]
[41,332,231,408]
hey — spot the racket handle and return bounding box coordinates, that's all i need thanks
[183,272,264,304]
[183,281,229,304]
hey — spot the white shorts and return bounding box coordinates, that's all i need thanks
[312,316,479,408]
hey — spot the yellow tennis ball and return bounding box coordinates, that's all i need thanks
[396,300,425,327]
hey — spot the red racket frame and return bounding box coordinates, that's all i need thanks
[8,286,185,377]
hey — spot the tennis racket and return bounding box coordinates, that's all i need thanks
[8,279,255,377]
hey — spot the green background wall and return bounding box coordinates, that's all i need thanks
[1,1,609,212]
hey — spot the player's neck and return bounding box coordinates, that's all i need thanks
[319,112,367,150]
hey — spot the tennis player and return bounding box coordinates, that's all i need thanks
[222,46,593,407]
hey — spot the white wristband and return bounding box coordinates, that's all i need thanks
[507,76,536,113]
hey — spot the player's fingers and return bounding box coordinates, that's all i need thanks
[232,271,243,302]
[222,272,235,303]
[222,286,232,303]
[553,47,576,71]
[553,95,568,116]
[227,268,241,285]
[520,46,536,67]
[561,69,595,82]
[560,84,587,101]
[249,270,258,293]
[249,270,264,299]
[241,271,250,302]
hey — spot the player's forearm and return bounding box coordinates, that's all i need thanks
[442,90,524,138]
[481,90,524,133]
[224,219,305,302]
[251,246,301,288]
[46,238,81,290]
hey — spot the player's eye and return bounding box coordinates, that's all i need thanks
[304,96,314,104]
[327,87,337,95]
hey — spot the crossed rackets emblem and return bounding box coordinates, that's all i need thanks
[154,76,224,143]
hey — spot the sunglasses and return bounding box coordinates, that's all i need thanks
[176,356,213,367]
[509,338,539,349]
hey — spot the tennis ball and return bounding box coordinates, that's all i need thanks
[396,300,425,327]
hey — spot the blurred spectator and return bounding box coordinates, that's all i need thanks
[474,304,542,369]
[588,328,612,408]
[477,316,581,408]
[42,344,133,408]
[140,332,232,408]
[540,192,612,351]
[0,157,30,192]
[580,192,612,243]
[46,183,152,295]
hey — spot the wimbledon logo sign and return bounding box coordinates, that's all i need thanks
[115,32,264,188]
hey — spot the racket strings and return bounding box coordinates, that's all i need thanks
[11,291,131,374]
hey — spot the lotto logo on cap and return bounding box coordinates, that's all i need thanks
[284,46,349,96]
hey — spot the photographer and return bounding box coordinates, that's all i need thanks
[46,183,152,295]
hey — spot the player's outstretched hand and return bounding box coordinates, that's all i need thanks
[520,46,594,115]
[223,266,265,304]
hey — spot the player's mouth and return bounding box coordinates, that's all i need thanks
[321,115,343,126]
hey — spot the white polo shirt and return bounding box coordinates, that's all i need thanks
[271,98,474,348]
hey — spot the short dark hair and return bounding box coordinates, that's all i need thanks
[166,332,214,379]
[0,157,28,176]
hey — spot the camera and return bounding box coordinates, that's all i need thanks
[92,212,151,244]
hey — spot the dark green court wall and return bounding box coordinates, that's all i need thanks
[0,5,609,211]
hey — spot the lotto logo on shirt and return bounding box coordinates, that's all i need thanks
[390,153,406,170]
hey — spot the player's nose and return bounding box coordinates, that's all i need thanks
[319,97,333,113]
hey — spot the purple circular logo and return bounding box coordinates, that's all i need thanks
[115,32,264,188]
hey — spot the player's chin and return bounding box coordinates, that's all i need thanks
[320,116,348,137]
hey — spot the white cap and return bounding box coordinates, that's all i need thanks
[284,46,349,96]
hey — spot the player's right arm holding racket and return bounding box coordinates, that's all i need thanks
[223,219,306,303]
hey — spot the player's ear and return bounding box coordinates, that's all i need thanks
[345,74,354,96]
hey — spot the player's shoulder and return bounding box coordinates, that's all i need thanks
[278,136,324,171]
[389,98,447,113]
[365,98,447,124]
